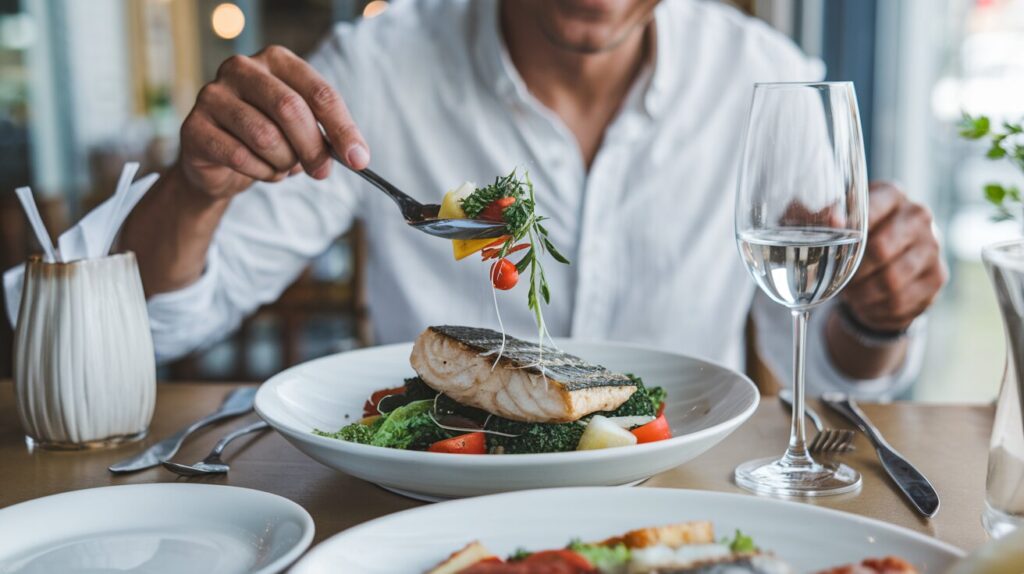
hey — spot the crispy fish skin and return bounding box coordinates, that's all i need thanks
[409,326,637,423]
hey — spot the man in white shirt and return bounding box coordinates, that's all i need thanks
[117,0,945,397]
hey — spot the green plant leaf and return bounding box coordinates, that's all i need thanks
[959,113,990,139]
[988,143,1007,159]
[543,238,570,264]
[985,183,1008,205]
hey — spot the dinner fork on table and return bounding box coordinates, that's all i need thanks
[778,390,855,454]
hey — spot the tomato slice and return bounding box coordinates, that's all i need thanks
[630,414,672,444]
[481,242,530,261]
[522,550,593,570]
[479,197,517,221]
[656,401,666,418]
[428,432,486,454]
[362,385,406,417]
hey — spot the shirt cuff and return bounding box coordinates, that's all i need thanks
[804,307,925,401]
[147,244,223,364]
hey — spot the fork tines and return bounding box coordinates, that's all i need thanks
[809,429,856,453]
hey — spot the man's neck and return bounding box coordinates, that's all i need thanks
[500,2,652,167]
[501,4,650,112]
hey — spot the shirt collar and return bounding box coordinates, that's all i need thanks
[470,0,674,119]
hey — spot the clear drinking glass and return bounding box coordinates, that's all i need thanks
[734,82,869,496]
[982,240,1024,537]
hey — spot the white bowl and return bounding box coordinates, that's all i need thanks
[255,339,759,501]
[291,487,965,573]
[0,484,314,574]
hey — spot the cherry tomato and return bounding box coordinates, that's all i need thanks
[630,414,672,444]
[490,258,519,290]
[656,401,666,418]
[428,432,486,454]
[479,197,517,221]
[362,385,406,417]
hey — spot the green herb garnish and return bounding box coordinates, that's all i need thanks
[722,529,757,554]
[508,548,532,561]
[567,540,631,570]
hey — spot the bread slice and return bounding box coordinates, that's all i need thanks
[426,541,496,574]
[600,521,715,549]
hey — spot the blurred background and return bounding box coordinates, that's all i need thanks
[0,0,1022,402]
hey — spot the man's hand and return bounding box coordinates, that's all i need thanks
[825,182,946,380]
[842,182,947,332]
[179,45,370,199]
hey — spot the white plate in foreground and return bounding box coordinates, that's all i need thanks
[292,487,965,573]
[255,340,760,500]
[0,484,314,574]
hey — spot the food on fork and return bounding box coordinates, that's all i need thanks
[441,171,570,352]
[314,325,670,454]
[426,521,919,574]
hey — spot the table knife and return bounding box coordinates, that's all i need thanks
[109,386,258,474]
[821,392,939,517]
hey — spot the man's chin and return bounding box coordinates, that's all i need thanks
[538,24,637,54]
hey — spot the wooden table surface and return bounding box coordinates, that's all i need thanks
[0,380,994,553]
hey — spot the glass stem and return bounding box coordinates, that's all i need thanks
[783,309,814,466]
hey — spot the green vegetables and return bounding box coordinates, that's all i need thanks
[596,376,662,418]
[319,400,447,450]
[314,419,379,444]
[318,376,667,454]
[567,540,631,570]
[461,170,570,341]
[959,113,1024,221]
[723,530,757,554]
[486,418,586,454]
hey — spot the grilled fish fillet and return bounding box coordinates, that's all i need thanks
[409,326,636,423]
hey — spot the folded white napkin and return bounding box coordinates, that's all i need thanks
[4,173,160,327]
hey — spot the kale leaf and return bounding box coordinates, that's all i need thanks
[370,400,448,450]
[486,417,585,454]
[313,417,380,444]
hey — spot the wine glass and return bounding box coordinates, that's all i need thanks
[734,81,868,497]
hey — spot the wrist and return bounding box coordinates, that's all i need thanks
[164,162,232,214]
[826,309,909,379]
[834,302,910,348]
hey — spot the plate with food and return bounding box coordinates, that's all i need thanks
[289,487,964,573]
[255,324,759,501]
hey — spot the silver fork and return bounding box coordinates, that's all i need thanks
[162,420,270,476]
[778,390,855,454]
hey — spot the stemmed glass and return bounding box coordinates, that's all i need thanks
[734,82,868,497]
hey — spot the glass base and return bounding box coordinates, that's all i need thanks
[735,454,862,497]
[25,429,148,452]
[983,501,1023,538]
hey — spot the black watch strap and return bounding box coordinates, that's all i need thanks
[835,302,909,348]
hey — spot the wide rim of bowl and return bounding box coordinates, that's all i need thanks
[0,483,316,574]
[294,486,966,570]
[255,338,761,466]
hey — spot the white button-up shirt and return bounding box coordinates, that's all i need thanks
[5,0,923,398]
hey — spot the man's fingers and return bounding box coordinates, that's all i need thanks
[199,83,298,172]
[219,52,331,178]
[845,241,937,306]
[848,270,942,330]
[866,182,902,230]
[265,47,370,170]
[852,202,930,281]
[184,112,280,182]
